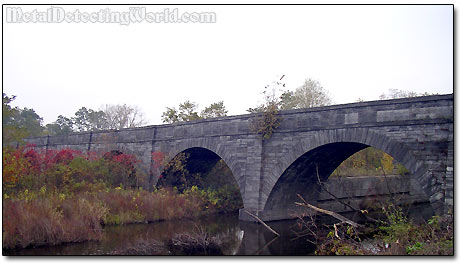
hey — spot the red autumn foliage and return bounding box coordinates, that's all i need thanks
[152,151,166,169]
[52,149,82,164]
[2,146,141,192]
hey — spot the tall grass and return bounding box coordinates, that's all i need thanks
[2,184,235,249]
[2,146,243,250]
[3,195,106,249]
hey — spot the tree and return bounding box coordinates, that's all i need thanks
[280,78,332,110]
[161,107,180,124]
[46,115,75,136]
[200,101,228,118]
[279,90,298,110]
[101,104,147,130]
[379,89,419,100]
[46,104,146,135]
[178,100,201,122]
[162,100,228,124]
[73,107,107,132]
[2,93,17,124]
[247,77,332,113]
[15,108,45,137]
[246,104,266,114]
[87,109,107,130]
[73,107,92,132]
[3,93,26,144]
[246,76,332,139]
[2,93,45,143]
[378,89,435,100]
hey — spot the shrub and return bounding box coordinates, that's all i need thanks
[250,103,280,140]
[3,146,244,250]
[374,206,454,255]
[2,146,141,195]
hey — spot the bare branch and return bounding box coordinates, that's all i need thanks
[244,210,280,236]
[295,194,362,228]
[315,164,379,223]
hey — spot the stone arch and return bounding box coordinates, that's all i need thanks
[153,137,246,208]
[260,127,430,220]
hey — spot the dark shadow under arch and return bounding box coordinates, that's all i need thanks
[156,147,244,210]
[261,142,367,219]
[260,142,429,221]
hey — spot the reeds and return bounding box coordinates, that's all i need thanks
[2,146,243,250]
[2,186,220,249]
[2,196,106,249]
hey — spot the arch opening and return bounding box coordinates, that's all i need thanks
[157,147,244,213]
[261,142,430,221]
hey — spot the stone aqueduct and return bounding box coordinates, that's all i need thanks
[25,94,454,221]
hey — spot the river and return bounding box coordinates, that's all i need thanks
[4,202,433,256]
[4,212,315,255]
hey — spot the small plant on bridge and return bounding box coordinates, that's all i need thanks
[250,103,281,140]
[248,76,285,140]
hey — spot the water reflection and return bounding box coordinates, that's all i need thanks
[5,212,317,255]
[237,220,316,255]
[4,202,433,256]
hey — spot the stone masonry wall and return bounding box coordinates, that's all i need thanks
[21,94,453,221]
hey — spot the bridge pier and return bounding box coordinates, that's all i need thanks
[237,135,265,222]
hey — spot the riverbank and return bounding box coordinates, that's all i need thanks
[2,182,242,250]
[4,203,452,256]
[303,204,454,255]
[2,146,453,255]
[2,146,243,250]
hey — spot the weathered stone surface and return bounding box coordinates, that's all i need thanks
[22,94,454,221]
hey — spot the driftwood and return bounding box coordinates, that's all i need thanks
[244,210,280,236]
[295,194,363,228]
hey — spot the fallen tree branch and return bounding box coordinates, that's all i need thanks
[291,212,318,242]
[295,194,363,228]
[316,164,357,212]
[244,210,280,236]
[315,164,379,223]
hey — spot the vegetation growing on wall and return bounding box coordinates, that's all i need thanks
[247,76,285,140]
[248,76,333,140]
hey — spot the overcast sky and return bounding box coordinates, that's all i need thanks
[3,4,453,125]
